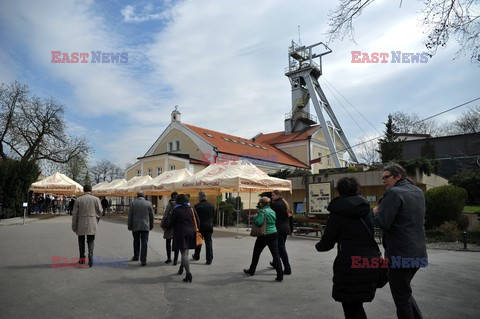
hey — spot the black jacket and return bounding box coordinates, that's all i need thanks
[270,198,293,236]
[376,179,427,262]
[316,195,379,303]
[194,200,214,233]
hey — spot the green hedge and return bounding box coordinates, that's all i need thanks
[425,185,467,228]
[0,160,39,218]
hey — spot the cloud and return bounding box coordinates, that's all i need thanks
[1,0,478,169]
[121,2,172,23]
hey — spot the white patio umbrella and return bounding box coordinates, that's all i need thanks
[136,168,193,195]
[93,178,127,196]
[30,172,83,194]
[113,175,152,196]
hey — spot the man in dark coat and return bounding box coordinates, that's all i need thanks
[128,192,154,266]
[101,197,109,216]
[192,191,214,264]
[374,163,427,319]
[270,190,293,274]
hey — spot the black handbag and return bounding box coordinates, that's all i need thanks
[250,213,266,237]
[360,218,389,288]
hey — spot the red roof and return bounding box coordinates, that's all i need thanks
[254,126,319,144]
[184,123,309,169]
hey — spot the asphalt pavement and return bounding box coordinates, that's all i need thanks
[0,215,479,319]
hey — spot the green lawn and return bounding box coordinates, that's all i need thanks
[463,206,480,214]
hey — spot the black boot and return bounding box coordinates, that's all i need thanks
[183,273,192,283]
[178,265,184,275]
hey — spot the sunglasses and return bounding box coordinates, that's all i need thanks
[381,174,393,181]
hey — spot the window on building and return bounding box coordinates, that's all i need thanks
[157,167,162,176]
[170,165,175,170]
[327,155,331,166]
[168,141,180,151]
[318,152,322,164]
[136,170,141,176]
[147,168,152,176]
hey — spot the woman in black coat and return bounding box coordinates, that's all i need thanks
[270,190,293,274]
[315,177,379,319]
[169,194,200,283]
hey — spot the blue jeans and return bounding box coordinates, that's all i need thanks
[132,231,149,263]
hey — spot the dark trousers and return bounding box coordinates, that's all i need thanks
[194,231,213,262]
[277,234,291,271]
[166,238,179,262]
[342,302,367,319]
[132,231,149,263]
[248,233,283,280]
[388,267,423,319]
[78,235,95,258]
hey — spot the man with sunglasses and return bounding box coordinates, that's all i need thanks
[373,163,427,319]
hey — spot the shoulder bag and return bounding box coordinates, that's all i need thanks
[359,218,389,288]
[191,208,204,246]
[250,212,266,237]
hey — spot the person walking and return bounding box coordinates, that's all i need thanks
[68,197,75,215]
[160,192,179,265]
[243,197,283,282]
[316,177,380,319]
[270,190,293,275]
[373,163,427,319]
[72,185,102,267]
[166,194,200,283]
[101,197,109,216]
[192,191,214,264]
[128,192,154,266]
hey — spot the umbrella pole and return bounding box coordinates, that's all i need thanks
[247,190,252,230]
[235,190,242,239]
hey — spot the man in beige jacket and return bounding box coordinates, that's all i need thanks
[72,184,102,267]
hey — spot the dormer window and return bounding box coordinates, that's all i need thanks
[168,140,180,151]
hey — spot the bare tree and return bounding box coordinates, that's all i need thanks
[0,81,91,163]
[391,111,441,136]
[450,106,480,133]
[90,159,124,183]
[327,0,480,63]
[354,134,381,165]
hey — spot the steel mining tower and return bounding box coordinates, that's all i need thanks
[284,40,357,167]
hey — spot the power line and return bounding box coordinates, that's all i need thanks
[323,96,480,162]
[320,78,368,136]
[321,77,381,135]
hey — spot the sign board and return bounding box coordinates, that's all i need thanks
[23,202,28,208]
[308,182,332,214]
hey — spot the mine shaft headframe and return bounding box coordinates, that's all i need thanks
[286,41,332,76]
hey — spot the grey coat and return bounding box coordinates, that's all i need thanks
[376,179,428,262]
[72,193,102,235]
[128,197,154,232]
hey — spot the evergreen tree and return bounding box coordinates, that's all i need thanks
[377,115,404,163]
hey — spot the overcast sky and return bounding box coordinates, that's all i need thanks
[1,0,479,169]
